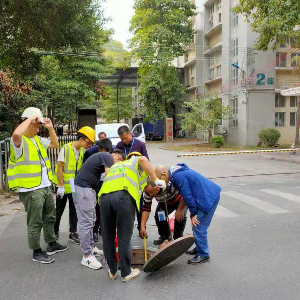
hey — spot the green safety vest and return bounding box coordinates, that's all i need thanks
[98,156,148,211]
[7,135,53,190]
[52,142,84,194]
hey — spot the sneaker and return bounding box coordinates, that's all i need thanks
[93,232,98,243]
[92,246,103,257]
[69,232,80,245]
[121,268,140,282]
[185,247,197,255]
[153,236,171,245]
[108,270,118,280]
[81,255,102,270]
[47,242,68,256]
[187,255,210,264]
[32,251,55,264]
[55,233,59,241]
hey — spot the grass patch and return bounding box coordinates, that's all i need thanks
[162,143,292,152]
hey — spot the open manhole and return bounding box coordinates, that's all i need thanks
[131,246,156,270]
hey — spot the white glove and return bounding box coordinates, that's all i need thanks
[57,186,65,198]
[154,179,166,190]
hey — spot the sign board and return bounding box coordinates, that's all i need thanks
[165,118,173,142]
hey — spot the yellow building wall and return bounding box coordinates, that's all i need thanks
[275,96,298,145]
[208,31,222,48]
[276,70,300,89]
[208,81,222,95]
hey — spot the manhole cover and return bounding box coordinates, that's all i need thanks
[10,199,21,204]
[143,235,195,273]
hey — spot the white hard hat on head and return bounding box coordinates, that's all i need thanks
[21,107,44,123]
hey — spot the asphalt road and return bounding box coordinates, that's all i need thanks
[1,142,300,300]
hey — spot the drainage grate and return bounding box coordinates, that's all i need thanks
[10,199,21,204]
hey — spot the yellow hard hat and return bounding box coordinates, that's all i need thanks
[78,126,95,143]
[126,152,142,160]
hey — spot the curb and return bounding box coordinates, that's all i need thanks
[177,148,300,157]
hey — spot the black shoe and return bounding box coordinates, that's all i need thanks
[153,236,171,245]
[69,232,80,245]
[33,251,55,264]
[187,255,210,264]
[186,247,197,255]
[47,242,68,256]
[55,233,59,241]
[93,232,98,243]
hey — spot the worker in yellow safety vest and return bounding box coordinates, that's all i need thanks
[99,152,166,282]
[52,126,95,245]
[7,107,67,264]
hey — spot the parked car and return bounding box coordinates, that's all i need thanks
[94,123,145,146]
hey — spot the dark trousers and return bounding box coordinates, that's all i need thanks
[136,195,143,231]
[154,201,187,240]
[100,190,136,277]
[54,193,77,235]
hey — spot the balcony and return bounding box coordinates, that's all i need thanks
[204,76,222,85]
[205,22,222,37]
[204,42,222,56]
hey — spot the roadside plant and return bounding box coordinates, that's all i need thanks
[212,136,225,148]
[258,129,281,147]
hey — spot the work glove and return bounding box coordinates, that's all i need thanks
[57,186,65,198]
[154,179,166,190]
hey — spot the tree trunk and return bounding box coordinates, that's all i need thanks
[295,96,300,145]
[208,129,213,143]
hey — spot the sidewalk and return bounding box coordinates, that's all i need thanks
[265,152,300,164]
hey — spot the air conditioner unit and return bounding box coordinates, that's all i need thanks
[215,125,227,135]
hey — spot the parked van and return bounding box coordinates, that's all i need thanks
[95,123,145,146]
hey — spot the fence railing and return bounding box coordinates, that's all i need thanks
[0,135,77,191]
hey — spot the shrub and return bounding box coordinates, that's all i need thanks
[212,136,225,148]
[258,129,281,147]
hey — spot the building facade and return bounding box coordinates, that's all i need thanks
[182,0,300,146]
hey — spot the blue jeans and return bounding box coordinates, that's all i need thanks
[192,196,220,258]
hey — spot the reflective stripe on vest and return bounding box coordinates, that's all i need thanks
[52,142,84,193]
[98,157,148,211]
[7,136,53,190]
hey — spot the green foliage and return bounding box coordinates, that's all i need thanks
[0,0,110,76]
[130,0,196,64]
[212,136,225,148]
[180,90,230,141]
[138,64,186,122]
[103,40,131,69]
[102,88,133,122]
[258,129,281,147]
[235,0,300,50]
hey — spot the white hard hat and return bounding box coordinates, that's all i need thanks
[21,107,45,123]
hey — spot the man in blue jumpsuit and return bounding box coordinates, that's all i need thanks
[155,164,221,264]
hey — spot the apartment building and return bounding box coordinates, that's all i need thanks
[182,0,300,146]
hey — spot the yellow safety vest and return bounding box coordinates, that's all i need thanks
[98,156,148,211]
[52,142,84,193]
[7,135,53,190]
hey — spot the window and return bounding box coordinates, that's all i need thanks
[275,112,285,126]
[209,68,214,80]
[276,53,287,67]
[231,119,238,127]
[231,62,238,85]
[291,53,300,67]
[291,37,299,48]
[290,96,297,107]
[275,94,285,107]
[232,38,238,57]
[231,96,238,115]
[217,65,222,77]
[216,53,221,65]
[190,65,195,76]
[232,10,238,28]
[191,77,195,87]
[217,0,222,10]
[210,4,214,16]
[209,55,214,67]
[218,13,222,23]
[290,112,297,126]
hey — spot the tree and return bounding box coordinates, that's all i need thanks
[103,40,131,69]
[102,87,133,122]
[0,0,109,76]
[180,91,230,142]
[129,0,196,122]
[235,0,300,50]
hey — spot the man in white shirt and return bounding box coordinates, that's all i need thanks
[7,107,67,264]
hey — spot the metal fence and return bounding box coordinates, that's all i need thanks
[0,135,77,191]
